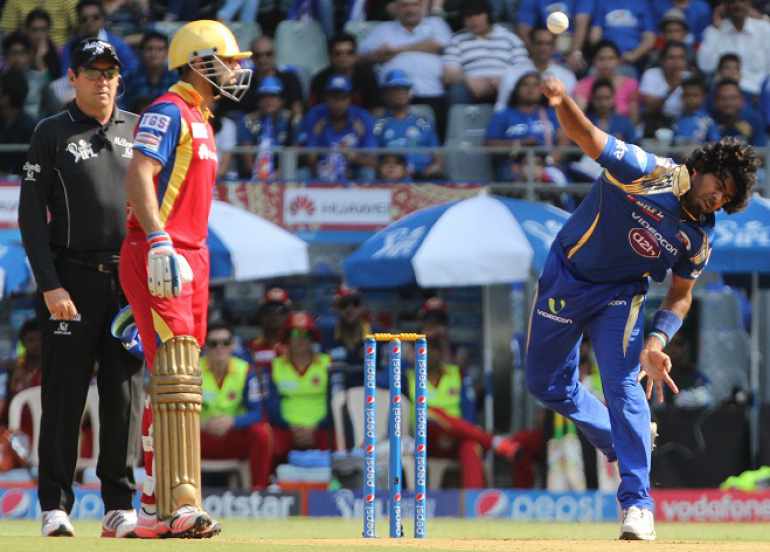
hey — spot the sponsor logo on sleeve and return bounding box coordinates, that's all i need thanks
[139,113,171,133]
[613,139,627,160]
[677,230,692,251]
[134,131,161,152]
[22,162,40,181]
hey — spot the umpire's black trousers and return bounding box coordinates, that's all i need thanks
[37,256,144,513]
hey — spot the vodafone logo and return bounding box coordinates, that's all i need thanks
[629,228,660,258]
[475,490,510,517]
[1,489,32,518]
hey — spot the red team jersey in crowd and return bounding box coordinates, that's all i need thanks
[128,81,217,245]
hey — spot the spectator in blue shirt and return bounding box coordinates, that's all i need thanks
[652,0,711,44]
[236,76,295,181]
[673,76,721,145]
[485,70,565,181]
[60,0,138,78]
[589,0,656,69]
[711,79,767,146]
[120,31,177,112]
[587,78,638,143]
[301,75,377,182]
[374,69,442,180]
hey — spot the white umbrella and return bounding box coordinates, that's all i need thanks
[208,200,310,281]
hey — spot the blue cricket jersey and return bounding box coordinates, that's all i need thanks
[554,135,713,284]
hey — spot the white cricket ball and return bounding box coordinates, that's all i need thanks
[546,11,570,34]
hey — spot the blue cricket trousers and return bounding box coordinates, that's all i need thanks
[525,247,653,510]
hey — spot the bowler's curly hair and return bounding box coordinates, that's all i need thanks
[685,138,759,214]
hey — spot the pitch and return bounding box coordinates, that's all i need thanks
[1,518,770,551]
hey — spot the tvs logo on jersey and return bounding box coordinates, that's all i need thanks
[629,228,661,258]
[139,113,171,133]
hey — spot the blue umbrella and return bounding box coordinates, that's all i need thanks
[710,194,770,466]
[343,194,569,288]
[0,230,31,298]
[344,193,570,433]
[710,194,770,273]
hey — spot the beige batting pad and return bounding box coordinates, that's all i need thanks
[151,335,202,519]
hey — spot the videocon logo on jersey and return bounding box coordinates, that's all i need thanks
[547,298,566,315]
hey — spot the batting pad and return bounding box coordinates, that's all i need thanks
[151,335,202,519]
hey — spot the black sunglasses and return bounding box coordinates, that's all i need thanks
[79,67,119,80]
[207,338,232,348]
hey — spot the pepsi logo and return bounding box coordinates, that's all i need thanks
[393,395,401,403]
[415,493,425,502]
[628,228,660,259]
[393,493,401,502]
[1,489,31,518]
[417,396,427,404]
[366,396,375,404]
[366,346,373,354]
[475,489,510,517]
[418,347,426,355]
[392,346,400,354]
[366,445,375,453]
[416,444,426,453]
[365,494,375,503]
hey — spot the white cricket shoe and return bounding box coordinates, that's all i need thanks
[167,505,221,539]
[620,506,656,541]
[134,506,170,539]
[41,509,75,537]
[101,509,138,538]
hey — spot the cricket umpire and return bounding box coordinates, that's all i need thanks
[18,38,143,538]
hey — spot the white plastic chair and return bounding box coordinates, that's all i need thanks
[7,386,42,466]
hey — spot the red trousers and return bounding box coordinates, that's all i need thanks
[201,422,274,490]
[119,237,210,368]
[428,408,494,488]
[271,426,331,470]
[120,236,210,507]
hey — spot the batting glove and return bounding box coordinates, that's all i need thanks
[146,231,193,298]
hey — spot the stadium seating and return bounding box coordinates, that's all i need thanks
[444,104,494,182]
[275,20,329,80]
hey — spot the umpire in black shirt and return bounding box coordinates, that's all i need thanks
[18,38,143,538]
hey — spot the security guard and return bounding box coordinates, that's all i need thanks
[18,38,143,538]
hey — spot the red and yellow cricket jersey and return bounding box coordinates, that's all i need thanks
[128,81,218,248]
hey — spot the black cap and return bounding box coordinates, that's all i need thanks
[70,37,121,70]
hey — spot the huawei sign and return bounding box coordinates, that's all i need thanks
[289,195,316,216]
[629,228,661,258]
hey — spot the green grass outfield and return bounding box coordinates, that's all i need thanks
[2,518,770,552]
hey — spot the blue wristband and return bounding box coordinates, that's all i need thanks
[652,309,682,341]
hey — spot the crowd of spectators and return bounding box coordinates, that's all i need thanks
[0,0,769,188]
[0,286,535,489]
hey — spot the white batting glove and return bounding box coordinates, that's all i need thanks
[146,231,193,298]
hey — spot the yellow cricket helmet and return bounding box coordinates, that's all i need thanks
[168,20,250,69]
[168,20,253,102]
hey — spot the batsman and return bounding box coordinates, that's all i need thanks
[118,20,251,538]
